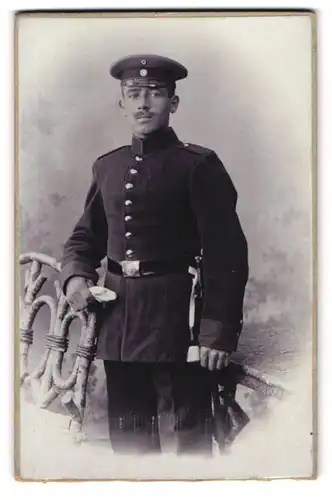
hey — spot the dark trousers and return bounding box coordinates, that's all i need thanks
[103,361,214,456]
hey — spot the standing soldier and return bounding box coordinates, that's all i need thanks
[60,54,249,456]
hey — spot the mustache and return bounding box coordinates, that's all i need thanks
[135,112,154,119]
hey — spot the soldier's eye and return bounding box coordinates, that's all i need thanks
[127,91,140,99]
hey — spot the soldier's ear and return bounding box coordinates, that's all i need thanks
[170,95,179,114]
[118,98,127,116]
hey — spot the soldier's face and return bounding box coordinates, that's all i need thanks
[120,86,179,137]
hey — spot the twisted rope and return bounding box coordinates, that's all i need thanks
[76,344,96,361]
[45,334,69,353]
[20,328,33,345]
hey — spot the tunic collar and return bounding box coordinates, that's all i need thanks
[131,127,179,155]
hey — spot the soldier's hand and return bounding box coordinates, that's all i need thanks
[65,276,93,312]
[199,346,230,371]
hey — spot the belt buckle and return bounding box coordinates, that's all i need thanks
[121,260,140,277]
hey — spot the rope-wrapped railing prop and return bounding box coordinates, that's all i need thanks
[60,312,98,436]
[23,261,45,305]
[19,254,74,407]
[23,350,50,385]
[20,252,62,273]
[19,252,100,438]
[20,295,57,385]
[20,328,33,383]
[50,310,88,391]
[44,334,69,352]
[20,254,58,308]
[19,251,61,381]
[24,295,58,332]
[35,316,80,407]
[75,344,96,362]
[20,297,57,381]
[20,328,33,344]
[226,362,287,399]
[19,253,59,386]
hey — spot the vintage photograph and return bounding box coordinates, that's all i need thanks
[16,11,315,480]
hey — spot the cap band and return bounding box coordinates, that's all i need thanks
[121,78,169,89]
[120,67,174,84]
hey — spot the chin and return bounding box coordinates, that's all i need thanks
[135,123,161,136]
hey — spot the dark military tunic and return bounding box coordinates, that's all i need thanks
[60,127,248,362]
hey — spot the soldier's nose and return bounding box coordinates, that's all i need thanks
[138,100,149,110]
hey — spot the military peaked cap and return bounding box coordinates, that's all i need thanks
[110,54,188,88]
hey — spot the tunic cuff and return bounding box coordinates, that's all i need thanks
[60,261,99,293]
[198,318,242,353]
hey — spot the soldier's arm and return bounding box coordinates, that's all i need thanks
[190,151,249,353]
[60,162,108,293]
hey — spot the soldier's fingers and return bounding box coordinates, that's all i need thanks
[216,353,225,370]
[224,353,230,367]
[216,352,228,370]
[218,352,231,370]
[200,347,209,368]
[208,350,219,371]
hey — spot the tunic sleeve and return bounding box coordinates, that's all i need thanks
[59,163,108,291]
[189,151,249,352]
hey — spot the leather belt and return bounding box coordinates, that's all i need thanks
[107,258,196,277]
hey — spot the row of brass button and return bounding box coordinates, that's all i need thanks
[124,155,143,258]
